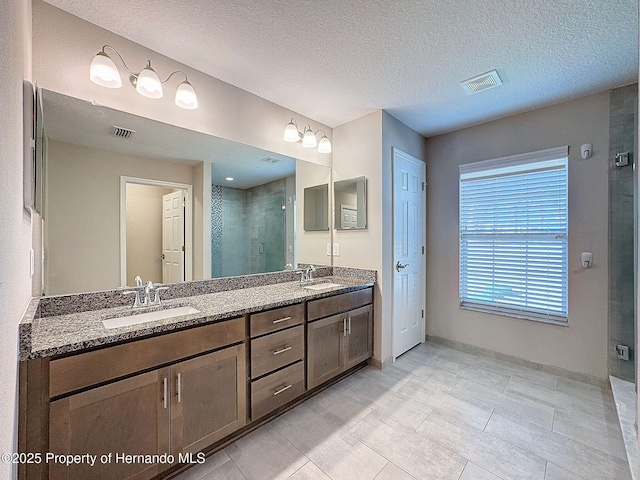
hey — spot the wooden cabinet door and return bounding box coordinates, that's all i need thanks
[49,368,171,480]
[171,344,247,456]
[307,313,345,389]
[345,305,373,369]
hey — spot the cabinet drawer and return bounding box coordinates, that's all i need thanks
[250,303,304,338]
[307,288,373,321]
[251,361,305,420]
[251,325,304,379]
[50,317,245,398]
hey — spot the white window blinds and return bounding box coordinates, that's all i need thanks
[459,147,568,323]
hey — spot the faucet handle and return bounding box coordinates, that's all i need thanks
[123,290,144,308]
[152,286,169,306]
[134,275,143,287]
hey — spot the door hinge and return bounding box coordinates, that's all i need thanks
[422,246,425,254]
[421,309,424,318]
[181,245,185,252]
[422,181,425,191]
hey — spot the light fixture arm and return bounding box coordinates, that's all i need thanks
[161,70,189,84]
[100,45,138,78]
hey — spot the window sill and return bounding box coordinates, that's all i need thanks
[460,303,568,327]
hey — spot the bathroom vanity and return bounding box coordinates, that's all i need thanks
[18,268,375,480]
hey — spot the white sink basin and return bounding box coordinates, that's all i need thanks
[102,305,200,329]
[304,282,343,291]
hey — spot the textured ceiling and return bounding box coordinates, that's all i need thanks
[43,0,638,136]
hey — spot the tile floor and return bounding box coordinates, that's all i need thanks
[173,342,632,480]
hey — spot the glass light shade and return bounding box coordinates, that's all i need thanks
[90,52,122,88]
[283,121,300,142]
[175,81,198,109]
[317,135,332,153]
[136,66,163,99]
[302,127,317,148]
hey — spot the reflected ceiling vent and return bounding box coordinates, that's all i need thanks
[460,69,503,95]
[260,156,280,164]
[112,125,136,139]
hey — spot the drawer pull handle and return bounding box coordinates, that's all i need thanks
[272,316,292,324]
[162,377,168,409]
[273,346,292,355]
[176,373,182,403]
[273,384,293,396]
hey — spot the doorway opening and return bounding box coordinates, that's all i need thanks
[120,176,193,287]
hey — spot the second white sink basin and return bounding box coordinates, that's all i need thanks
[304,282,343,291]
[102,305,200,329]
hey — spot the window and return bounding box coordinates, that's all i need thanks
[459,146,568,324]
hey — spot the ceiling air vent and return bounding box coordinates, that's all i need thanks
[260,156,280,164]
[460,69,503,95]
[112,125,136,139]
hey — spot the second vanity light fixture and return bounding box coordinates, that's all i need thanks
[90,45,198,109]
[283,118,332,153]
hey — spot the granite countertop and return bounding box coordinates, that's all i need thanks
[21,274,374,361]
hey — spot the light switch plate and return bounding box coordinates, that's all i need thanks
[333,243,340,256]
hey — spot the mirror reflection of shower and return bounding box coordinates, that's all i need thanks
[211,176,295,278]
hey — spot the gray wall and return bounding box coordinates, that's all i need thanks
[425,91,611,380]
[0,1,31,477]
[609,83,638,381]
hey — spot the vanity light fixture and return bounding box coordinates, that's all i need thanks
[90,45,198,109]
[283,118,331,153]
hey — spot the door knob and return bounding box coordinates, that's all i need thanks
[396,261,409,272]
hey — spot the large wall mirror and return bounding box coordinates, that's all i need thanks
[38,89,332,295]
[334,176,367,230]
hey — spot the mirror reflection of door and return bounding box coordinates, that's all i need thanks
[125,183,185,286]
[340,205,358,229]
[162,190,186,283]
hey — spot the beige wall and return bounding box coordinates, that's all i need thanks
[193,161,211,280]
[332,110,428,365]
[425,92,611,380]
[46,141,198,294]
[31,0,331,169]
[296,160,332,266]
[126,184,172,285]
[0,0,31,478]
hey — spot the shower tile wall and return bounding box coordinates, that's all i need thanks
[211,185,223,278]
[211,179,287,278]
[609,83,638,382]
[247,178,286,274]
[211,185,249,278]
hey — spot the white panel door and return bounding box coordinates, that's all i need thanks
[162,190,185,283]
[393,149,426,358]
[340,205,358,229]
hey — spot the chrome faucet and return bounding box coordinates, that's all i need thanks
[146,280,169,306]
[298,265,317,284]
[123,277,169,308]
